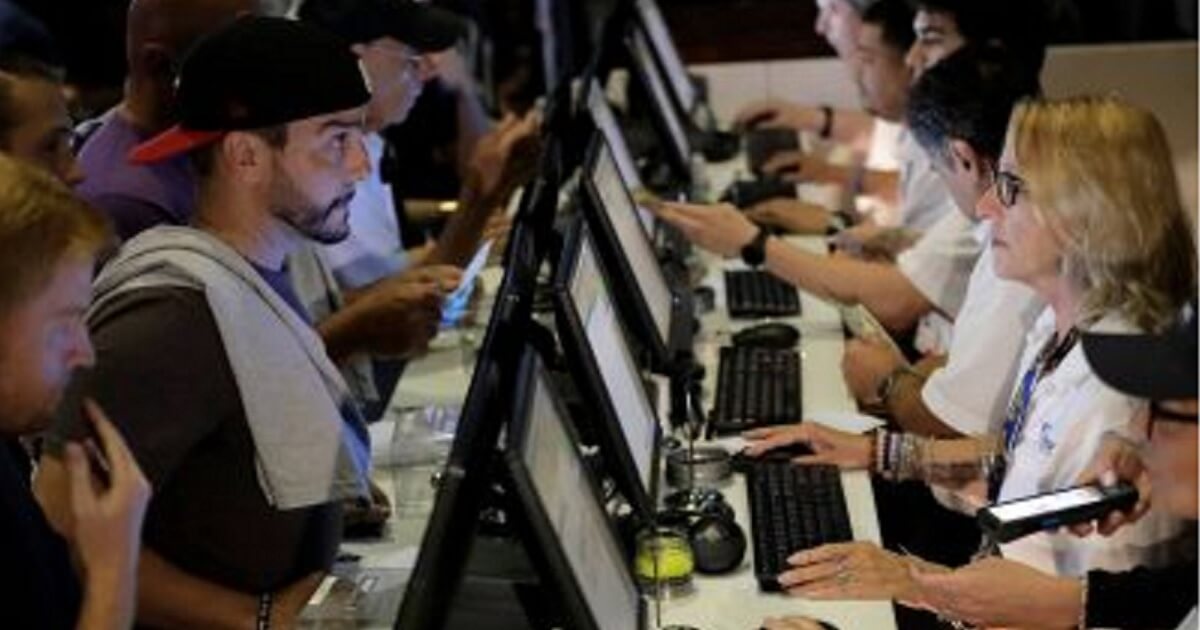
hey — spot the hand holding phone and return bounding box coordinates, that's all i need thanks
[978,482,1140,544]
[1067,432,1152,537]
[441,239,493,328]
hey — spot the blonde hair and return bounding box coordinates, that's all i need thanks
[0,154,112,317]
[1009,96,1197,332]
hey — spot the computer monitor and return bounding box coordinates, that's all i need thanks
[630,0,697,116]
[553,219,661,518]
[625,24,692,177]
[584,78,656,232]
[586,78,642,190]
[504,348,646,630]
[579,134,677,368]
[394,185,546,630]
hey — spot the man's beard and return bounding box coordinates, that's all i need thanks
[269,170,355,245]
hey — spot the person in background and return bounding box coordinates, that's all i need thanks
[293,0,539,416]
[741,0,913,236]
[0,54,83,185]
[735,0,879,153]
[654,0,971,358]
[73,0,257,238]
[0,154,150,630]
[905,0,1047,82]
[297,0,539,290]
[913,301,1198,629]
[840,46,1043,439]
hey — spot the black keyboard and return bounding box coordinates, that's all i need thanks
[719,176,797,208]
[710,346,800,434]
[725,270,801,319]
[744,460,853,592]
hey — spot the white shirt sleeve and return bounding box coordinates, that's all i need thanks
[897,209,982,319]
[921,246,1045,435]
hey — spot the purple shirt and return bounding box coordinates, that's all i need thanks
[75,110,197,241]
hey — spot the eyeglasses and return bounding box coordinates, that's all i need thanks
[1147,400,1198,438]
[994,169,1026,208]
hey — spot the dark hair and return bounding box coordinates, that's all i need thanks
[906,44,1040,166]
[861,0,916,55]
[0,53,64,147]
[190,124,288,179]
[907,0,1048,77]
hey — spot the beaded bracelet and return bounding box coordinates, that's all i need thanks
[870,429,886,474]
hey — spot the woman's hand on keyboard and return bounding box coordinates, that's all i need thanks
[779,541,934,603]
[742,422,871,469]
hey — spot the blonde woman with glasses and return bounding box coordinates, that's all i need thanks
[744,97,1197,614]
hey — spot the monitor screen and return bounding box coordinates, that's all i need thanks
[520,362,642,630]
[628,27,691,165]
[585,80,654,231]
[633,0,696,114]
[587,138,673,348]
[568,231,658,496]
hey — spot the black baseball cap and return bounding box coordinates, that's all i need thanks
[130,15,372,165]
[298,0,465,52]
[1083,299,1198,409]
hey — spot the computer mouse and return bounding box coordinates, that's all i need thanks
[732,322,800,349]
[688,515,746,574]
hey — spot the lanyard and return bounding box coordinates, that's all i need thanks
[989,327,1080,500]
[1002,365,1040,456]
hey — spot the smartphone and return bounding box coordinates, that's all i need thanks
[978,482,1139,543]
[42,368,111,485]
[440,239,494,328]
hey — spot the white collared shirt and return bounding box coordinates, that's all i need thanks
[998,308,1187,577]
[921,227,1045,435]
[897,209,983,354]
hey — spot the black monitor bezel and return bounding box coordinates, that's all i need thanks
[552,218,662,520]
[628,0,697,117]
[578,134,676,369]
[503,347,647,630]
[583,78,661,237]
[394,188,543,630]
[623,22,692,179]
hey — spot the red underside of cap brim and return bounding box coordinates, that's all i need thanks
[128,126,225,165]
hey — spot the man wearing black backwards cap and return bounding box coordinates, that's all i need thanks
[298,0,539,290]
[911,301,1199,629]
[45,16,377,628]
